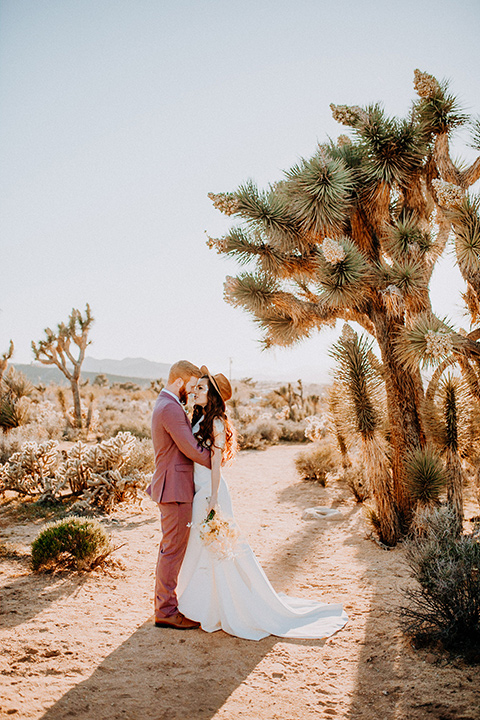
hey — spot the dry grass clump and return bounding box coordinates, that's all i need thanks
[295,441,340,485]
[401,505,480,662]
[31,516,113,572]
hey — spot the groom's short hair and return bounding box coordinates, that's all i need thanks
[168,360,202,384]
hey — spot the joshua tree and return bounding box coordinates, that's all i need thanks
[207,70,480,541]
[32,305,94,428]
[274,383,300,419]
[0,341,14,383]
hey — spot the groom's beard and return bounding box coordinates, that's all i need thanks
[178,386,188,405]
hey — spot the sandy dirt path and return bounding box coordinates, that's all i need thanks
[1,444,478,720]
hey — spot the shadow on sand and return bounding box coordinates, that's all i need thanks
[2,571,88,629]
[39,621,327,720]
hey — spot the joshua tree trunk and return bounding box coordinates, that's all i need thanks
[363,435,399,546]
[70,379,83,429]
[374,314,426,525]
[445,449,464,537]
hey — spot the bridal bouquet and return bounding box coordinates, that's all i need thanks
[197,509,240,560]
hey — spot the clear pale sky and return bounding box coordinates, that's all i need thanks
[1,0,479,381]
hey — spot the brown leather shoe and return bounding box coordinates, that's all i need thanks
[154,612,200,630]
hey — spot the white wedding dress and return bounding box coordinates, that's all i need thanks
[177,421,348,641]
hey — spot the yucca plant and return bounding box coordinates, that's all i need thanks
[330,329,398,546]
[405,446,448,507]
[328,382,351,470]
[208,70,480,542]
[424,374,469,535]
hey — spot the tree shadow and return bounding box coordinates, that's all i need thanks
[101,514,158,533]
[1,570,88,629]
[342,534,480,720]
[39,622,326,720]
[263,506,358,591]
[276,476,351,510]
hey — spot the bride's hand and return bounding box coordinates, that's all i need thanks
[206,496,218,515]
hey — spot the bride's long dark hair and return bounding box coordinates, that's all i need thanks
[192,376,237,464]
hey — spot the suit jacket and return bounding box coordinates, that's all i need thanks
[146,390,210,503]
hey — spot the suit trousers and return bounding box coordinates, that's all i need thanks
[155,501,192,618]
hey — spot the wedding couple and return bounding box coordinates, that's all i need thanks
[146,360,348,641]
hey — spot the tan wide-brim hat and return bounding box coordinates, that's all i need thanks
[200,365,232,402]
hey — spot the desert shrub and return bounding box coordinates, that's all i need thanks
[97,395,154,440]
[0,440,60,500]
[237,423,264,449]
[69,432,151,512]
[237,418,282,449]
[0,430,25,464]
[279,420,307,443]
[106,421,151,440]
[31,516,111,571]
[400,505,480,661]
[255,419,281,443]
[344,466,369,502]
[295,441,339,485]
[304,415,328,442]
[122,438,155,473]
[0,367,34,431]
[1,432,152,510]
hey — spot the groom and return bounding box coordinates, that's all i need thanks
[146,360,211,629]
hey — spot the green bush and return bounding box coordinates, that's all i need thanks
[401,506,480,661]
[295,441,339,485]
[31,516,111,571]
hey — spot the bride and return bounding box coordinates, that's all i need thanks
[177,366,348,641]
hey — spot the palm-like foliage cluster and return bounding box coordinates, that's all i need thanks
[209,70,480,543]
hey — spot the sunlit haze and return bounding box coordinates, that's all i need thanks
[1,0,479,381]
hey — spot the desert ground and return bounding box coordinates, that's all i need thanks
[1,444,478,720]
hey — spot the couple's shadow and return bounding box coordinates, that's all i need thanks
[39,620,326,720]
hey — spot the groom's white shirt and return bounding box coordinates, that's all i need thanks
[162,389,181,405]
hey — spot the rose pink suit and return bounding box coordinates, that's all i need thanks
[146,390,210,618]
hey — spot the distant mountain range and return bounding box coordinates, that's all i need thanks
[11,356,328,388]
[82,356,170,379]
[12,356,170,387]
